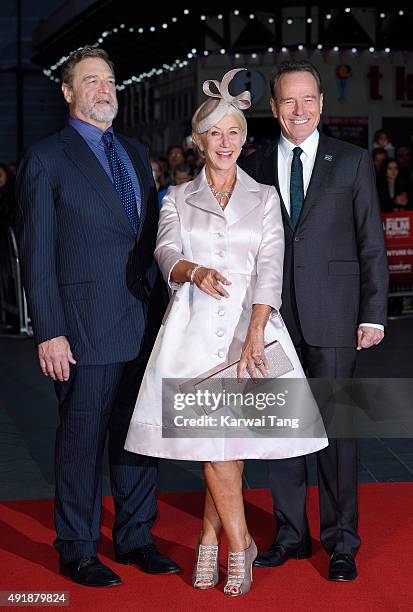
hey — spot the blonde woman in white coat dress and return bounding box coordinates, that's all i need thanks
[125,69,327,597]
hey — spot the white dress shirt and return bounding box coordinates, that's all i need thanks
[278,129,319,215]
[278,128,384,333]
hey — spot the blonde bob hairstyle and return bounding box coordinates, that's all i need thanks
[191,98,247,156]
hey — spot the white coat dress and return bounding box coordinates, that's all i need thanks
[125,166,327,461]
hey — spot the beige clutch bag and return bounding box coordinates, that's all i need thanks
[192,340,294,414]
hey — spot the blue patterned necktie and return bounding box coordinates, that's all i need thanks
[290,146,304,228]
[101,131,140,233]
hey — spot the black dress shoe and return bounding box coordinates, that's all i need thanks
[60,556,122,587]
[116,544,181,575]
[329,553,358,581]
[253,543,312,568]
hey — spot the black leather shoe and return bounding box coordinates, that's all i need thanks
[116,544,181,575]
[253,543,312,568]
[328,553,358,581]
[60,556,122,587]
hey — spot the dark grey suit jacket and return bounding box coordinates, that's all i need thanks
[16,125,165,365]
[240,132,389,347]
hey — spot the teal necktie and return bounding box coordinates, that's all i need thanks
[290,147,304,228]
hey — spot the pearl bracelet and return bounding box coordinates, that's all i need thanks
[190,265,205,284]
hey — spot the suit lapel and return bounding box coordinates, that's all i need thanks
[185,168,225,218]
[60,125,136,239]
[298,132,334,227]
[185,167,261,225]
[225,166,261,226]
[268,141,293,231]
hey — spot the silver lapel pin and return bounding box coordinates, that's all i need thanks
[324,154,333,162]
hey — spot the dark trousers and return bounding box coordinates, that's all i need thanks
[268,343,361,556]
[53,357,158,562]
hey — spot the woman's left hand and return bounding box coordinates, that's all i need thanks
[237,325,268,380]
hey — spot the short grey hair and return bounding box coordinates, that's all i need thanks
[191,98,247,144]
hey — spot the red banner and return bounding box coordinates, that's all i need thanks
[382,211,413,285]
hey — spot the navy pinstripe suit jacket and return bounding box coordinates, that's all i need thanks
[16,124,164,365]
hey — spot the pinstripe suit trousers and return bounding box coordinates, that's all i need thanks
[53,357,158,562]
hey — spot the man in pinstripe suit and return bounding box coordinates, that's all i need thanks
[16,47,180,586]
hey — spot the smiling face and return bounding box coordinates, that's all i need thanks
[61,57,118,130]
[194,113,245,173]
[270,71,323,145]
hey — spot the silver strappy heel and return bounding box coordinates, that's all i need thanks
[192,541,220,589]
[224,538,257,597]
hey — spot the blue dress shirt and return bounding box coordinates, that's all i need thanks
[69,116,142,216]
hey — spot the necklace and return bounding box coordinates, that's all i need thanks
[207,173,236,209]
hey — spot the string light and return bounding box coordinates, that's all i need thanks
[41,10,409,90]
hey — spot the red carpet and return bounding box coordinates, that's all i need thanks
[1,483,412,611]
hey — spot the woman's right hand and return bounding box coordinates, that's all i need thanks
[394,192,408,206]
[193,267,231,300]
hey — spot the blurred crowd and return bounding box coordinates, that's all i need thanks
[1,130,413,331]
[371,130,413,213]
[151,130,413,215]
[150,138,257,207]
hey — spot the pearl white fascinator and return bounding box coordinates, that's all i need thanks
[192,68,251,134]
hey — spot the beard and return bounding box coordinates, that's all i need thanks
[81,96,118,122]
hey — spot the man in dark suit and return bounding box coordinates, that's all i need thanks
[240,60,388,581]
[16,47,180,586]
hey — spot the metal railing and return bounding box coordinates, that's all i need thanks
[0,227,32,336]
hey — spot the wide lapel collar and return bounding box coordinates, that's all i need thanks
[224,166,261,226]
[298,132,334,227]
[116,134,148,242]
[270,140,293,231]
[185,167,225,218]
[60,125,135,238]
